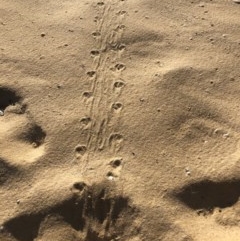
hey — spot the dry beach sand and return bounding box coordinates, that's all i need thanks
[1,0,240,240]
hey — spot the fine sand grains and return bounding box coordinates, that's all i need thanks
[1,0,240,240]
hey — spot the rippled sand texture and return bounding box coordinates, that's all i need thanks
[1,0,240,240]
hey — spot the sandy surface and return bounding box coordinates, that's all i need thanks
[1,0,240,240]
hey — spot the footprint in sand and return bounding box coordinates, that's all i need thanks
[86,71,96,78]
[109,133,124,152]
[113,63,126,71]
[91,31,101,38]
[1,181,136,241]
[83,91,93,98]
[111,102,123,113]
[97,2,105,6]
[113,79,125,94]
[80,117,91,129]
[74,145,87,159]
[0,87,22,114]
[106,158,123,180]
[0,87,46,165]
[90,50,100,57]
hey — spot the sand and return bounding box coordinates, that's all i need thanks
[1,0,240,240]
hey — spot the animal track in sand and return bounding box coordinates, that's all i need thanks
[113,80,125,89]
[97,1,104,6]
[80,117,91,128]
[116,10,127,16]
[110,158,122,168]
[86,71,96,78]
[83,1,128,154]
[107,158,123,180]
[115,25,126,31]
[109,133,123,143]
[83,92,93,99]
[74,145,87,158]
[106,171,117,180]
[90,50,100,57]
[91,31,101,38]
[105,43,126,52]
[109,134,124,152]
[117,43,126,51]
[113,63,126,71]
[111,102,123,112]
